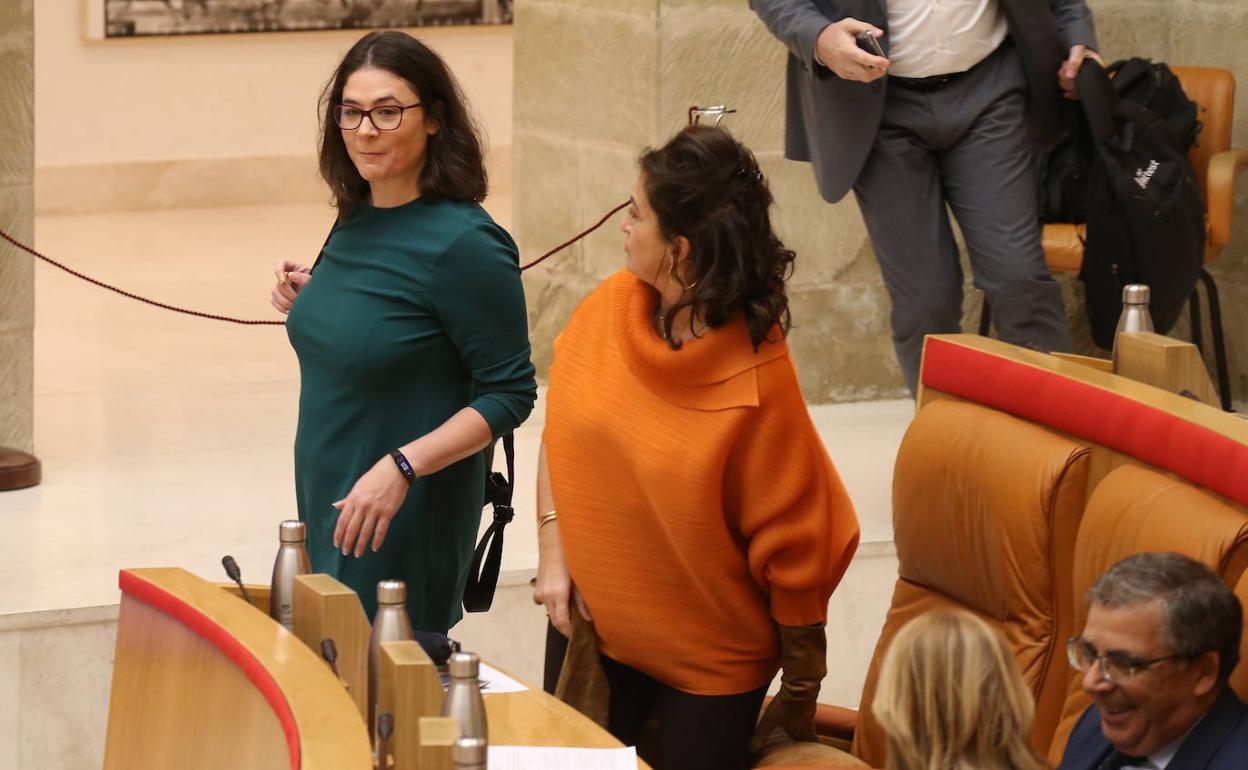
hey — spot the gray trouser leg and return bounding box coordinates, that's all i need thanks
[940,90,1072,359]
[853,121,963,396]
[851,43,1071,396]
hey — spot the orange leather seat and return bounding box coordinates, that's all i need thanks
[814,399,1091,767]
[1045,463,1248,764]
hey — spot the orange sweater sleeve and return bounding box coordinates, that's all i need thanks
[724,355,861,627]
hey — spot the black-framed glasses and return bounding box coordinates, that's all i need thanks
[1067,637,1185,684]
[333,102,422,131]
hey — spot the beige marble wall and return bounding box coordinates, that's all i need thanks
[0,607,118,770]
[33,147,513,215]
[515,0,1248,403]
[0,0,35,452]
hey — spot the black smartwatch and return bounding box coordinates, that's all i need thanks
[389,449,416,484]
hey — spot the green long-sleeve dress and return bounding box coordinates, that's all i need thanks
[286,197,536,632]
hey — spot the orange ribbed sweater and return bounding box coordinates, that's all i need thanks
[544,272,860,696]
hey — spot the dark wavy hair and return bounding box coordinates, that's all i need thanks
[639,126,795,350]
[318,31,487,220]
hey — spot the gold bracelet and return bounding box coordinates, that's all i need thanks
[537,511,558,529]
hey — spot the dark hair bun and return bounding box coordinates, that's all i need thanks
[640,126,794,349]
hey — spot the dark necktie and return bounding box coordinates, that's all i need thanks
[1098,750,1151,770]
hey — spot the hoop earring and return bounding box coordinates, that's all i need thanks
[669,257,698,292]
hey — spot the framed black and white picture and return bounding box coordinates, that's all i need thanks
[87,1,512,39]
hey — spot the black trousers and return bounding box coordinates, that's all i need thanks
[544,625,768,770]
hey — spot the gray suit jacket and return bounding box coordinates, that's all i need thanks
[751,0,1099,202]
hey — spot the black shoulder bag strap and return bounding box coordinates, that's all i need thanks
[463,433,515,612]
[308,222,338,275]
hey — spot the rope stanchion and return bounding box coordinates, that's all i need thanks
[0,228,285,327]
[519,200,629,272]
[0,199,628,326]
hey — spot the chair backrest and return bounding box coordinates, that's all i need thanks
[1046,463,1248,765]
[1172,67,1235,201]
[851,400,1090,767]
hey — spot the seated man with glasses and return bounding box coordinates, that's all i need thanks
[1060,552,1248,770]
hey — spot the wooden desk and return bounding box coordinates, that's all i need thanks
[103,567,371,770]
[486,666,651,767]
[104,568,649,769]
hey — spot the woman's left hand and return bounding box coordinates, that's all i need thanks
[332,456,411,557]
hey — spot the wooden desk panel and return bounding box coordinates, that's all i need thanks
[106,569,650,768]
[104,568,372,770]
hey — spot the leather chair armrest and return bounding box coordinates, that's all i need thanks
[756,698,859,747]
[1207,148,1248,254]
[753,733,872,768]
[1042,223,1087,273]
[813,703,859,742]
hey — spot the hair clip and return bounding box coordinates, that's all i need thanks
[734,166,764,183]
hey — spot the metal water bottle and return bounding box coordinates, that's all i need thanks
[452,736,488,769]
[368,580,414,743]
[269,520,311,631]
[1112,284,1155,373]
[442,652,488,741]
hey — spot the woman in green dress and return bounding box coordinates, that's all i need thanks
[270,31,536,632]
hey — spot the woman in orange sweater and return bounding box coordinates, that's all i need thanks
[535,126,861,770]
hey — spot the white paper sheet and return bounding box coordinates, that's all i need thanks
[478,663,529,694]
[487,745,638,770]
[440,663,530,694]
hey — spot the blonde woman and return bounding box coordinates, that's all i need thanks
[872,609,1048,770]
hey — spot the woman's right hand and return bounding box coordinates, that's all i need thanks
[534,520,591,637]
[271,259,312,314]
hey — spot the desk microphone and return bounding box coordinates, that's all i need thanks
[321,638,340,678]
[221,555,255,608]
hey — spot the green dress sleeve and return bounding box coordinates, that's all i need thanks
[429,221,537,438]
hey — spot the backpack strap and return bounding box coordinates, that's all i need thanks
[1076,58,1118,145]
[463,433,516,613]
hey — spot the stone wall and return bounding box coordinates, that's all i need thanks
[0,0,35,452]
[515,0,1248,404]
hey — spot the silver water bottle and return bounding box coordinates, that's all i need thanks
[269,520,311,631]
[452,736,488,769]
[1112,284,1155,373]
[442,651,488,741]
[368,580,413,743]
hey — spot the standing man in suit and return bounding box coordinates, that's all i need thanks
[1060,552,1248,770]
[751,0,1099,395]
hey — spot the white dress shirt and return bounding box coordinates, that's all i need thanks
[1123,715,1203,770]
[885,0,1009,78]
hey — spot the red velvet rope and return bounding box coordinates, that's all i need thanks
[0,199,627,327]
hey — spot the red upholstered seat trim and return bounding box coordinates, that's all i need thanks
[921,337,1248,508]
[118,570,301,770]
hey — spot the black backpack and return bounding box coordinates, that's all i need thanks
[1075,58,1205,349]
[1037,100,1096,225]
